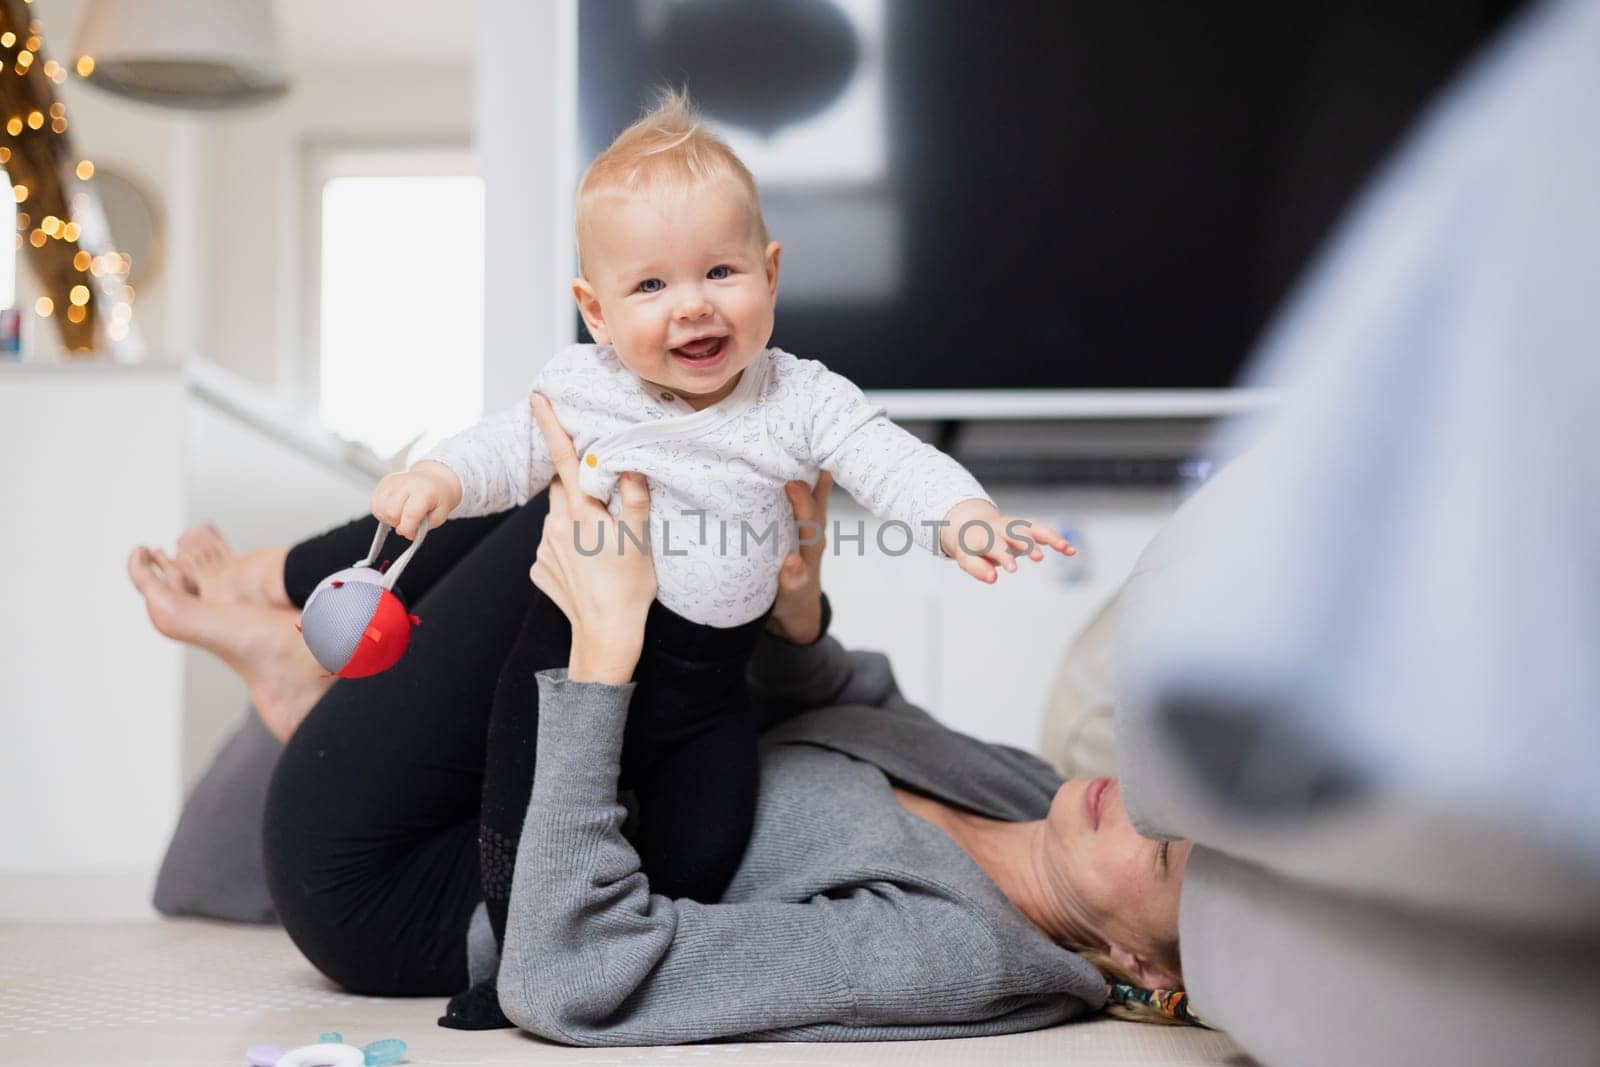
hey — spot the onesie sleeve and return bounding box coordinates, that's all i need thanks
[802,365,992,554]
[419,388,557,518]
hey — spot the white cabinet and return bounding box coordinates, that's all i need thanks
[825,487,1179,751]
[1,362,186,918]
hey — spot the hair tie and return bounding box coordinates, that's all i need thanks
[1105,980,1208,1027]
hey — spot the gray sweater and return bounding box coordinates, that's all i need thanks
[493,630,1107,1045]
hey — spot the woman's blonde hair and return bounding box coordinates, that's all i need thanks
[1075,945,1195,1027]
[574,87,769,277]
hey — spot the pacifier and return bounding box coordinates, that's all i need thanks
[297,520,427,679]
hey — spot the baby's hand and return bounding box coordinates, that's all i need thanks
[371,460,463,540]
[939,498,1075,584]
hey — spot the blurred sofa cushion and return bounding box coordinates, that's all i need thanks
[1182,848,1600,1067]
[1036,592,1120,781]
[152,709,281,924]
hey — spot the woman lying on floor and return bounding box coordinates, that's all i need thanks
[126,408,1194,1044]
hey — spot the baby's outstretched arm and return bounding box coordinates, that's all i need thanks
[938,498,1074,584]
[802,363,1073,583]
[412,383,561,524]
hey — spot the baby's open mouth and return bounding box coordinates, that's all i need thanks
[670,336,728,361]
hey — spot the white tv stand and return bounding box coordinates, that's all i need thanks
[828,388,1278,751]
[865,387,1281,421]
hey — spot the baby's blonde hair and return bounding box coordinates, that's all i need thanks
[575,87,769,277]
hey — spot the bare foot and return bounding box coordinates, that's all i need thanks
[172,521,230,596]
[127,545,332,742]
[171,522,291,608]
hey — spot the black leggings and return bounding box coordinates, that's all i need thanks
[262,492,763,996]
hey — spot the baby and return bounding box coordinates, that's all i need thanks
[371,91,1071,1017]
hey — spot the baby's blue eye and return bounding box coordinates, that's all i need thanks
[707,265,731,280]
[637,278,664,293]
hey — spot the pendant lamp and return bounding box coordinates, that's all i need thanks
[72,0,289,110]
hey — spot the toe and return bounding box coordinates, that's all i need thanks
[131,548,208,642]
[151,548,184,586]
[178,522,217,556]
[197,522,230,561]
[127,548,178,620]
[126,546,154,587]
[176,529,206,563]
[167,555,203,596]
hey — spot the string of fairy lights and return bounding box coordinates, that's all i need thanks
[0,0,135,347]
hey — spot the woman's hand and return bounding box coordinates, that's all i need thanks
[528,393,656,684]
[766,472,832,645]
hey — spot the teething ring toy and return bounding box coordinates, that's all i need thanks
[273,1043,365,1067]
[247,1034,406,1067]
[297,520,427,679]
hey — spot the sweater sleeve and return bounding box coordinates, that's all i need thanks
[419,390,556,518]
[497,671,859,1045]
[744,595,856,728]
[803,366,992,554]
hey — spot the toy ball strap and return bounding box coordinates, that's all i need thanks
[357,519,429,592]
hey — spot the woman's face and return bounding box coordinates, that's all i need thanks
[1042,777,1191,988]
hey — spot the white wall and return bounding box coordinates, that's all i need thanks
[28,4,477,385]
[19,0,205,362]
[201,64,474,392]
[181,397,372,788]
[476,0,577,410]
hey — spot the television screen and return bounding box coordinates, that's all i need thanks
[578,1,1521,392]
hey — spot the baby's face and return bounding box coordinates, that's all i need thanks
[573,181,780,409]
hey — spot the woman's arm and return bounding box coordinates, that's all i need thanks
[743,473,857,721]
[747,616,857,728]
[525,393,654,684]
[497,672,865,1044]
[505,402,860,1043]
[501,670,1061,1045]
[762,474,831,646]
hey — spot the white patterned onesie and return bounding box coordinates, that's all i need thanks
[423,344,991,627]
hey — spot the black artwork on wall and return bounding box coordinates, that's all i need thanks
[578,0,1524,391]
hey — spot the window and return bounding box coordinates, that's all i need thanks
[312,146,484,461]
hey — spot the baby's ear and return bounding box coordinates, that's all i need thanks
[764,240,782,297]
[571,277,610,344]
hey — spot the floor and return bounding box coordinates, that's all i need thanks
[0,920,1251,1066]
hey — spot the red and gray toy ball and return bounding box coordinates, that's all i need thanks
[298,521,427,679]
